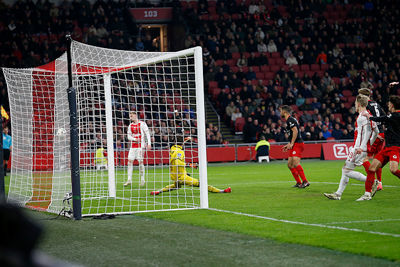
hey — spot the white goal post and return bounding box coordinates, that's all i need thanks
[2,39,208,217]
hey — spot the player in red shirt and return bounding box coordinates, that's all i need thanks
[358,94,400,201]
[124,111,151,187]
[280,105,310,188]
[358,88,386,190]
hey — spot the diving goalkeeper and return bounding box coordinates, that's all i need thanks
[150,136,231,195]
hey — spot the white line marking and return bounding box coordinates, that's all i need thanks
[209,208,400,238]
[326,219,400,224]
[213,181,400,188]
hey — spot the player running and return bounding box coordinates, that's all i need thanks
[150,136,231,195]
[358,88,386,190]
[280,105,310,188]
[359,94,400,201]
[324,95,379,200]
[124,111,151,187]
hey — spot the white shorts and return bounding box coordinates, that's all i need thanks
[344,147,367,169]
[128,148,144,161]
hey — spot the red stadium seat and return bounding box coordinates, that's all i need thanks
[269,65,280,73]
[264,72,275,80]
[261,65,270,72]
[271,52,280,58]
[321,64,330,71]
[209,81,218,88]
[342,90,352,97]
[300,64,310,71]
[310,64,320,71]
[256,72,264,79]
[232,52,241,59]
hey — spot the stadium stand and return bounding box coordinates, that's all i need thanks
[0,0,399,144]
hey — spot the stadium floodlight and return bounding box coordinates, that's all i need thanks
[2,37,208,218]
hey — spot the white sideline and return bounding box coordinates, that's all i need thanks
[326,219,400,224]
[209,208,400,238]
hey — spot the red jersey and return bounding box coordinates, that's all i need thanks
[127,120,151,149]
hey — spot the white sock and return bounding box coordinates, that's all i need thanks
[365,192,371,196]
[127,162,133,182]
[347,171,366,182]
[139,162,145,181]
[336,171,349,195]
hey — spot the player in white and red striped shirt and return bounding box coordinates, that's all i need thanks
[324,95,379,200]
[124,111,151,187]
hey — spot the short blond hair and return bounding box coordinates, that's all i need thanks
[356,94,369,107]
[358,88,371,97]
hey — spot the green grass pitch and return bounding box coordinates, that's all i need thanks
[10,160,400,266]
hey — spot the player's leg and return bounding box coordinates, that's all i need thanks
[292,157,309,188]
[183,174,231,193]
[151,180,180,195]
[357,158,382,201]
[124,149,135,186]
[389,160,400,179]
[288,157,301,187]
[325,164,350,200]
[138,159,145,186]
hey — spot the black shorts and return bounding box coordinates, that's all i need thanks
[3,149,10,161]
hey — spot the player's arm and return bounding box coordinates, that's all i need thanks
[142,123,152,149]
[354,117,368,153]
[127,125,137,141]
[369,120,379,145]
[369,115,389,123]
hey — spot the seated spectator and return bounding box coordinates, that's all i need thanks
[246,67,257,80]
[283,46,292,59]
[321,125,332,139]
[341,129,353,140]
[331,124,343,140]
[296,94,305,107]
[286,52,298,65]
[231,107,242,123]
[316,51,328,64]
[226,101,236,119]
[257,41,268,53]
[267,40,277,53]
[247,52,259,66]
[236,54,248,67]
[255,136,270,162]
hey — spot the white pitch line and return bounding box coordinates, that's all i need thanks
[213,181,400,188]
[209,208,400,238]
[326,219,400,224]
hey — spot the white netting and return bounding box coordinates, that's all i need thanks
[3,40,207,216]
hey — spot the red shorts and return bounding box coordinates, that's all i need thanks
[367,133,385,157]
[374,146,400,167]
[289,142,304,158]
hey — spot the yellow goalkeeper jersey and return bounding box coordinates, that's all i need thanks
[169,145,186,178]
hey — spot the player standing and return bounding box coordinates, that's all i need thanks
[358,88,386,190]
[280,105,310,188]
[150,136,231,195]
[324,95,378,200]
[124,111,151,187]
[359,95,400,201]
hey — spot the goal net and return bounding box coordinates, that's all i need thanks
[2,40,208,217]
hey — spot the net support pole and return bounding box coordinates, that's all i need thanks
[194,46,208,209]
[66,35,82,220]
[103,73,116,197]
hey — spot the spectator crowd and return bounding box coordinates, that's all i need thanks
[1,0,400,145]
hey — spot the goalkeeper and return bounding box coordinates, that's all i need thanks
[150,136,231,195]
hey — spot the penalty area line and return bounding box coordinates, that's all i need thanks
[209,208,400,238]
